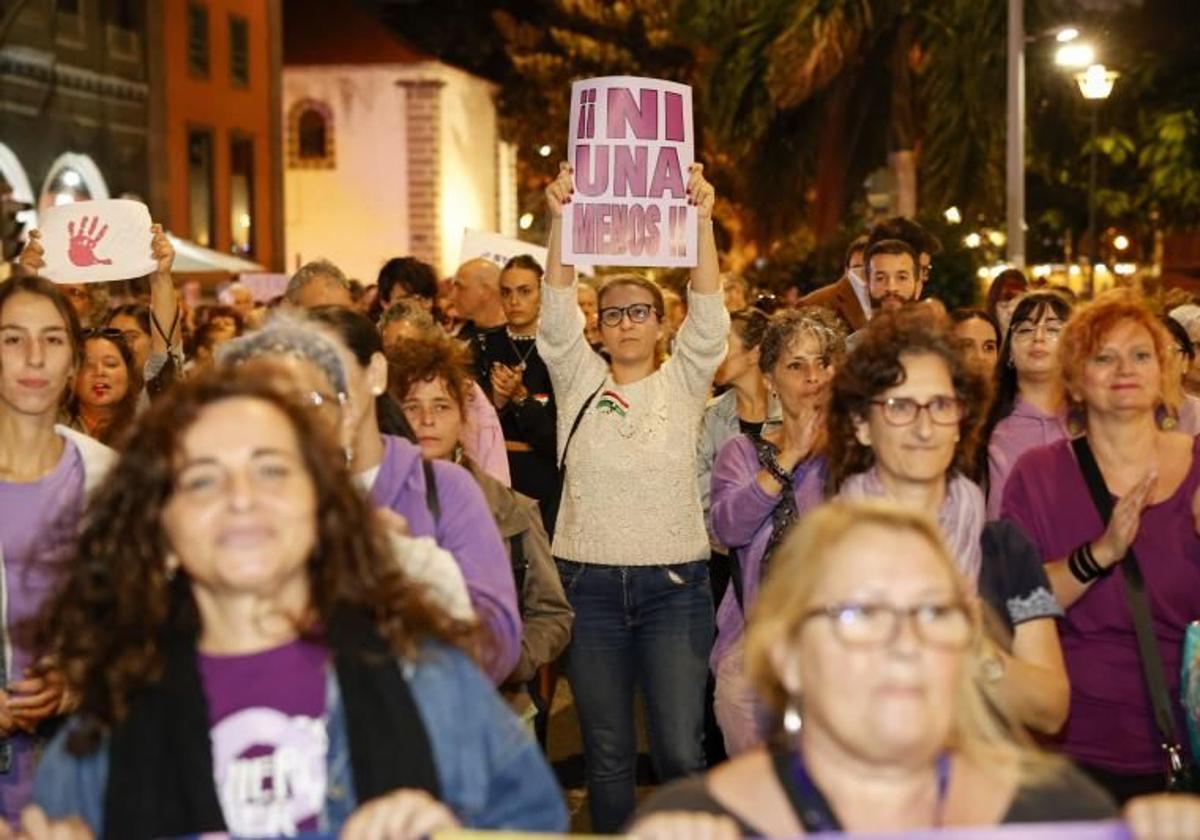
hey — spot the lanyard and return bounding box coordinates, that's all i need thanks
[785,750,953,832]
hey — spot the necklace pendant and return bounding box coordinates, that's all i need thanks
[517,362,526,372]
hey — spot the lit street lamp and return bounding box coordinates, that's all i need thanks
[1075,63,1119,297]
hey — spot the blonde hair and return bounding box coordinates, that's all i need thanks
[744,500,1052,774]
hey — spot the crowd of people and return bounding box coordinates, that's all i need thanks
[1,160,1200,838]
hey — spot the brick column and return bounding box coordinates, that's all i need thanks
[397,79,444,271]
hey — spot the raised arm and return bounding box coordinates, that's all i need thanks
[147,225,179,357]
[544,162,576,290]
[687,162,718,294]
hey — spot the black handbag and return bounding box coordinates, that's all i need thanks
[1072,436,1197,792]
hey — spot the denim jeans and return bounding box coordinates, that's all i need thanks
[556,559,714,833]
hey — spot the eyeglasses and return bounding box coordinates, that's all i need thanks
[82,327,127,344]
[599,303,658,328]
[870,396,962,426]
[1011,322,1064,342]
[802,601,973,650]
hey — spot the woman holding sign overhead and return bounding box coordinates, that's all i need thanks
[540,159,729,832]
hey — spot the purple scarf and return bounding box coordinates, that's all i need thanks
[839,469,984,585]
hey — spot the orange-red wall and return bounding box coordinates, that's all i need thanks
[162,0,279,268]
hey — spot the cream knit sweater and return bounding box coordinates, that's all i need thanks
[537,281,729,566]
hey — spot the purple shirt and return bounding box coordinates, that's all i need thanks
[987,397,1069,519]
[0,439,85,820]
[198,639,328,836]
[1001,437,1200,773]
[369,435,521,683]
[709,437,826,667]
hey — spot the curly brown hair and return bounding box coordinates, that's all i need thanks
[827,306,991,491]
[29,362,470,752]
[386,333,477,415]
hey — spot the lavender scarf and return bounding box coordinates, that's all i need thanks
[839,469,985,585]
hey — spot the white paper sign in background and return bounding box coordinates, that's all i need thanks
[38,199,157,284]
[562,75,696,268]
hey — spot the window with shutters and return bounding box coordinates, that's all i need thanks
[187,3,209,78]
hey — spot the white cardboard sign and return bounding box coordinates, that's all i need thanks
[38,199,157,284]
[562,75,696,268]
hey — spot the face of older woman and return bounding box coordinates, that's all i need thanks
[161,397,318,599]
[1079,320,1163,416]
[854,352,961,485]
[765,331,833,413]
[401,377,463,461]
[788,523,968,764]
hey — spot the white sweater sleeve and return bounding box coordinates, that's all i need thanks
[536,280,609,459]
[666,288,730,400]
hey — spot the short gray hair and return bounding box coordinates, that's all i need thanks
[378,300,439,337]
[216,313,349,396]
[285,259,350,303]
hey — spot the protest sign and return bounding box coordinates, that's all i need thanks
[459,228,594,279]
[38,199,157,283]
[562,76,696,268]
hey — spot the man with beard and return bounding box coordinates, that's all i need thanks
[866,238,923,313]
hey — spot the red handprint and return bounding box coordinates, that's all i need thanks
[67,215,112,267]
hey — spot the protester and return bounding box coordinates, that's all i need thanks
[799,235,869,331]
[469,254,560,533]
[378,301,512,486]
[829,307,1069,735]
[576,279,603,349]
[950,307,1001,380]
[986,268,1029,336]
[722,274,750,314]
[1160,314,1200,434]
[217,313,520,684]
[67,329,142,448]
[632,501,1114,837]
[1169,303,1200,397]
[378,256,437,313]
[0,276,115,821]
[24,367,567,838]
[865,238,923,315]
[984,291,1072,517]
[708,308,844,754]
[285,259,355,309]
[103,304,152,373]
[868,216,941,288]
[388,333,572,724]
[454,259,507,382]
[539,160,728,832]
[1001,289,1200,802]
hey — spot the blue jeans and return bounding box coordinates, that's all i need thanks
[556,559,714,833]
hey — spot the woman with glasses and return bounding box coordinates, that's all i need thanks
[828,307,1069,735]
[67,328,142,448]
[1161,314,1200,435]
[538,162,729,832]
[0,276,116,821]
[217,314,520,684]
[983,291,1073,518]
[1001,290,1200,802]
[707,309,844,754]
[631,501,1115,838]
[24,366,566,838]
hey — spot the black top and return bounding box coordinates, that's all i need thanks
[739,418,765,437]
[978,520,1064,638]
[636,758,1117,836]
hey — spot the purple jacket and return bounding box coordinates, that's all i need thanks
[1002,437,1200,773]
[369,435,521,683]
[709,436,827,667]
[986,398,1069,519]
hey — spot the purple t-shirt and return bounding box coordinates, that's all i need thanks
[1002,436,1200,773]
[197,639,329,836]
[0,438,85,821]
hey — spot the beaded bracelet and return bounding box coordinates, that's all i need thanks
[1067,542,1106,584]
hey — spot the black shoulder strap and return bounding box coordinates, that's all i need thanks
[1070,436,1184,755]
[557,382,605,473]
[422,459,440,523]
[769,748,841,832]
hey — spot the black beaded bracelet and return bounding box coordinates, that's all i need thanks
[1067,542,1106,584]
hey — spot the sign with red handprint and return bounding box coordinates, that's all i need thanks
[38,199,157,283]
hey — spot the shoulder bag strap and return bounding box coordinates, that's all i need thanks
[557,382,605,475]
[422,458,440,524]
[1070,436,1185,761]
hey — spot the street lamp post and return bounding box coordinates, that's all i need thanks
[1075,63,1119,298]
[1006,0,1025,268]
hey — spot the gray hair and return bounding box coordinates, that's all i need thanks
[285,259,350,303]
[378,300,439,337]
[759,306,847,373]
[216,313,349,396]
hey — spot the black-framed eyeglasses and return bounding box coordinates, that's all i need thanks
[801,601,973,650]
[599,303,658,328]
[870,396,962,426]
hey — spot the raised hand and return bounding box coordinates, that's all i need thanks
[66,216,112,267]
[546,162,573,218]
[1091,471,1157,568]
[17,229,45,274]
[491,362,525,409]
[150,223,174,275]
[686,162,715,221]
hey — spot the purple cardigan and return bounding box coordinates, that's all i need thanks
[986,398,1069,519]
[709,436,827,667]
[1002,436,1200,773]
[369,435,521,683]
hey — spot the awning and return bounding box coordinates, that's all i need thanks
[166,234,265,274]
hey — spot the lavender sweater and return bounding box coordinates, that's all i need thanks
[709,437,826,666]
[369,435,521,683]
[986,397,1069,520]
[1002,436,1200,773]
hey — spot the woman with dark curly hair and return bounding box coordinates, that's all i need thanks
[67,329,143,448]
[828,306,1069,735]
[25,366,566,838]
[707,308,845,754]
